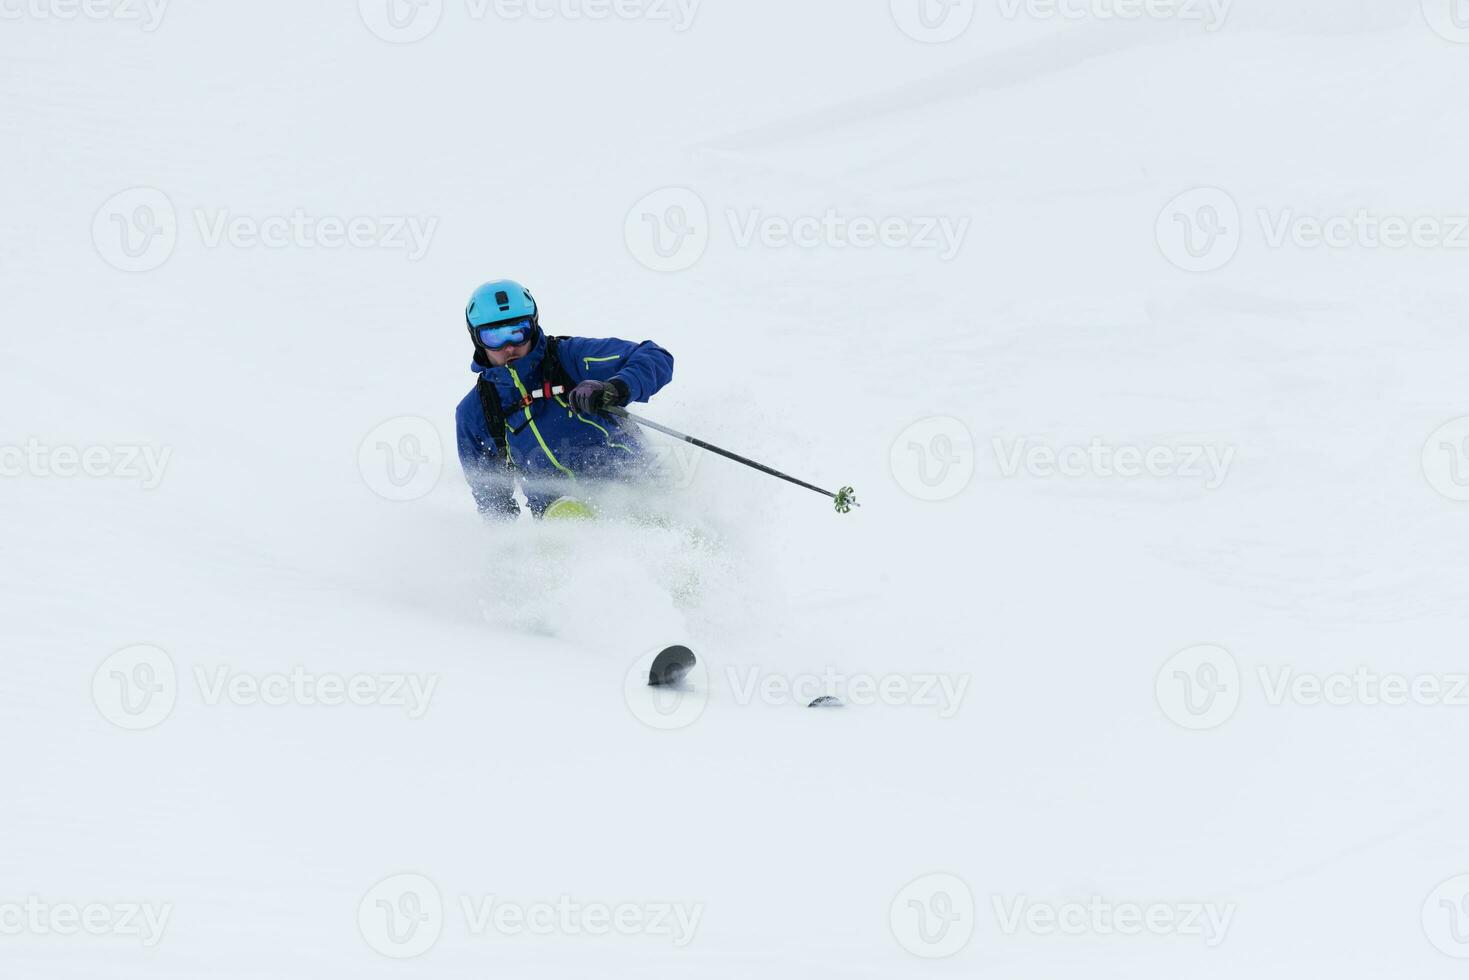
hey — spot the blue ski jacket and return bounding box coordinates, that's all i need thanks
[455,331,674,517]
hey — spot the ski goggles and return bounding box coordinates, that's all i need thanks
[473,317,534,351]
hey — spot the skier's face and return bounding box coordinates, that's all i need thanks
[483,339,532,366]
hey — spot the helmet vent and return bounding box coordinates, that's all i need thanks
[495,290,509,310]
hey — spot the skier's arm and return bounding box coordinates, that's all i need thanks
[557,337,674,404]
[455,402,517,519]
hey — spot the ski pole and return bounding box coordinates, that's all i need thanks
[605,406,859,513]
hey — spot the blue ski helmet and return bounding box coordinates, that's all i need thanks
[466,279,537,331]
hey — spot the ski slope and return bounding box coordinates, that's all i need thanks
[4,1,1469,976]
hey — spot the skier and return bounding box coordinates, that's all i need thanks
[455,279,674,520]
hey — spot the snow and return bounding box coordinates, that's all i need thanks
[3,0,1469,976]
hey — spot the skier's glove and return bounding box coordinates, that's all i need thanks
[568,379,628,415]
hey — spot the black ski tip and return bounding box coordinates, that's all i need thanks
[808,696,845,708]
[648,645,696,687]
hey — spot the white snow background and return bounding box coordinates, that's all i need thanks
[3,0,1469,976]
